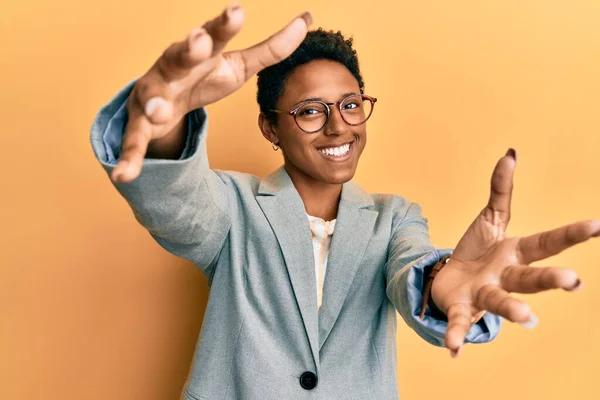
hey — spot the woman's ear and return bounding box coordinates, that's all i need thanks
[258,113,280,145]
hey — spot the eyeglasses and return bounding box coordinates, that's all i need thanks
[270,93,378,134]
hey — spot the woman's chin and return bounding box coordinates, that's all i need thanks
[318,166,357,185]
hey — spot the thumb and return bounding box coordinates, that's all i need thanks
[234,11,313,80]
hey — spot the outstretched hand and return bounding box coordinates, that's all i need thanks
[430,149,599,357]
[112,4,312,183]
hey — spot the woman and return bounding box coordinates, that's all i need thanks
[90,4,598,399]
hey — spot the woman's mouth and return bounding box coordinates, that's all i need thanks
[317,142,353,161]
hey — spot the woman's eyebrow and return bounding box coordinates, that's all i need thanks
[293,92,359,106]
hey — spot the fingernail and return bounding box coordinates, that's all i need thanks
[188,28,206,43]
[450,347,461,358]
[519,313,538,330]
[299,11,313,26]
[224,3,241,21]
[590,219,600,237]
[567,279,584,291]
[112,161,126,182]
[124,162,136,179]
[506,148,517,161]
[229,2,241,12]
[145,97,167,118]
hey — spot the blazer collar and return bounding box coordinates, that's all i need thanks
[257,166,374,209]
[255,166,378,366]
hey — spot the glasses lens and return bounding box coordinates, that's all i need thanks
[340,95,373,125]
[295,102,328,133]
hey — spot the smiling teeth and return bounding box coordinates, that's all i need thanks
[320,143,350,157]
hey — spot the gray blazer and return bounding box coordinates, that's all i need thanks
[91,82,500,400]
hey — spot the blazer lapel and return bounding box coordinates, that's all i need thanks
[318,182,378,350]
[255,167,320,368]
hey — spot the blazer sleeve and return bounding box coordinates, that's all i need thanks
[90,80,232,279]
[385,198,502,347]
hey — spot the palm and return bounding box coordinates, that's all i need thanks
[190,55,245,106]
[163,54,246,120]
[197,27,306,106]
[430,149,599,356]
[188,49,271,108]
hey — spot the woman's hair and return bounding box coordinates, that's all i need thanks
[256,28,365,125]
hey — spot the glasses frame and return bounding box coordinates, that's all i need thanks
[270,93,378,134]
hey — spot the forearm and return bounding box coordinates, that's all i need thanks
[146,117,187,160]
[91,83,232,272]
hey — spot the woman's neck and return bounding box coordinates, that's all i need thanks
[285,166,342,221]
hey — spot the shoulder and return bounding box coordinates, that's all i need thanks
[347,180,423,217]
[213,169,262,195]
[344,180,427,224]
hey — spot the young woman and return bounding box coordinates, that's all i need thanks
[90,4,598,399]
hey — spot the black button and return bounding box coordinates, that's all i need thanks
[299,371,318,390]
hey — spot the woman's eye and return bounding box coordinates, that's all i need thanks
[343,102,359,110]
[299,108,322,116]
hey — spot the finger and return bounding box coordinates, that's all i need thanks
[133,31,214,126]
[111,111,153,183]
[482,148,516,226]
[517,219,600,264]
[156,26,215,82]
[500,264,583,293]
[237,11,313,80]
[472,309,486,325]
[445,302,473,354]
[139,29,217,124]
[203,3,245,56]
[474,284,533,324]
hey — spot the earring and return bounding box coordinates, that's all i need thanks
[272,142,280,151]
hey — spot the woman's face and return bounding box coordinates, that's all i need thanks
[261,59,368,186]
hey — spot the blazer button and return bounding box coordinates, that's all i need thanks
[299,371,318,390]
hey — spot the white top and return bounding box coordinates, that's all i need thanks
[307,214,337,310]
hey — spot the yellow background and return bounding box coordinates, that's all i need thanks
[1,0,599,399]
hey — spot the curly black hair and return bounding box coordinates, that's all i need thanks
[256,28,365,125]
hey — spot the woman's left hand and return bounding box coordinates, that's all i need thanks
[430,148,599,357]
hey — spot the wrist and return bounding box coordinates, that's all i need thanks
[419,255,450,320]
[146,117,188,159]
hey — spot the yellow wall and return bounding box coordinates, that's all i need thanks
[1,0,599,399]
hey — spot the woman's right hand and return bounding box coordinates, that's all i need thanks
[111,4,313,183]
